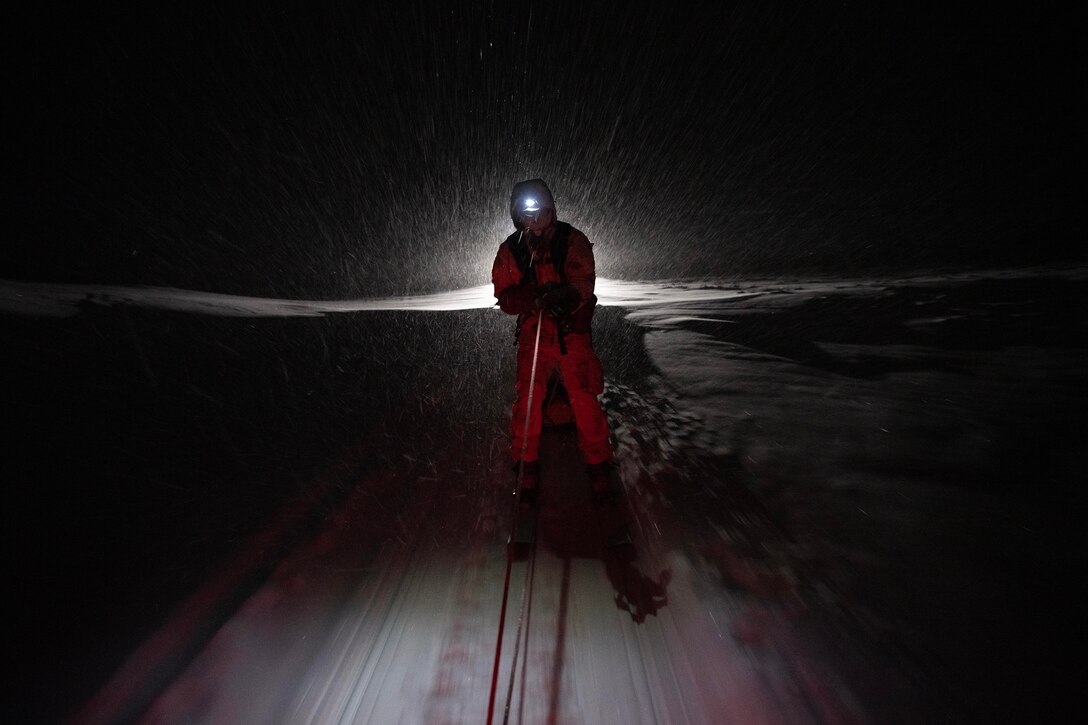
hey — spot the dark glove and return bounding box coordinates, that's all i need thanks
[497,284,538,315]
[536,281,580,318]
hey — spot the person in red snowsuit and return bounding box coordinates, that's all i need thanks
[492,179,614,501]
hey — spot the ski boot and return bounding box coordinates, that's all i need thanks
[587,461,631,546]
[510,460,540,550]
[513,459,540,504]
[586,460,618,505]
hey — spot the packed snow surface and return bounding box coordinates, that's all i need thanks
[5,266,1083,723]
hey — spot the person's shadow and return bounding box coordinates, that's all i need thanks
[535,425,670,624]
[602,539,671,624]
[508,426,670,724]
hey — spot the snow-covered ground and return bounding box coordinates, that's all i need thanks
[4,266,1084,723]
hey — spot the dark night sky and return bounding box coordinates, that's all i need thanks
[8,2,1083,297]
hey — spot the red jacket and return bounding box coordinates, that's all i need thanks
[491,223,596,342]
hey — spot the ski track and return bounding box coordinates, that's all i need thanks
[124,399,823,724]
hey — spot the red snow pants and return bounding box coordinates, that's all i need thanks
[511,329,612,465]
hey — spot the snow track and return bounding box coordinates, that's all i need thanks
[84,418,829,724]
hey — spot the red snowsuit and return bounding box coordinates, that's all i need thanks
[492,223,612,466]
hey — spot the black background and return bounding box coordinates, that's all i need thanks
[8,2,1082,296]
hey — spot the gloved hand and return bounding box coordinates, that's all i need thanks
[536,281,580,318]
[497,283,539,315]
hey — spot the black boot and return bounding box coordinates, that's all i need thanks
[513,460,540,504]
[586,461,617,505]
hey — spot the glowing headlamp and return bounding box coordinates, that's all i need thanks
[521,198,541,213]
